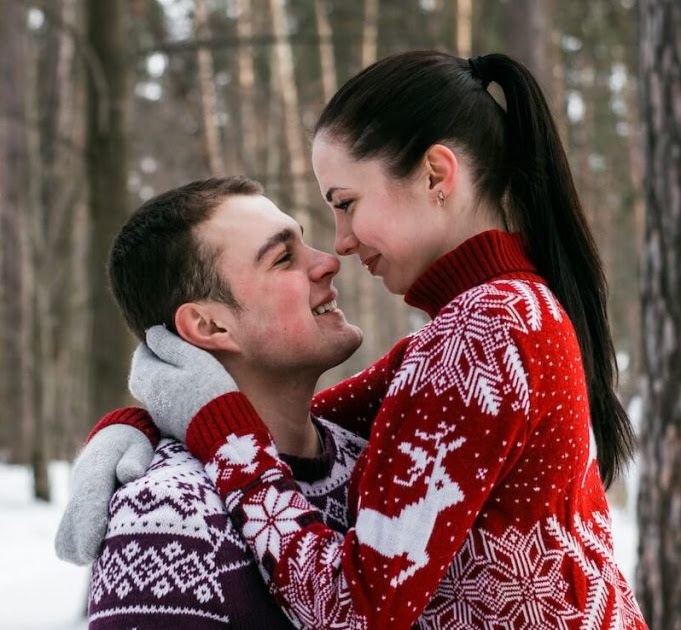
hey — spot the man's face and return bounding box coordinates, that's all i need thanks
[197,194,363,375]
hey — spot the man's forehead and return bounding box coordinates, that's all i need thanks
[202,195,275,228]
[200,194,301,256]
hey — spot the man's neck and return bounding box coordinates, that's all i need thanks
[231,366,321,458]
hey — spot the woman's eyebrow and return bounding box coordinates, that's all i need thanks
[325,186,349,202]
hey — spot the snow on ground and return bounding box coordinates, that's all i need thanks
[0,458,640,629]
[0,462,88,630]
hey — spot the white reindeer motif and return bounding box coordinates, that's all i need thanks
[355,423,466,587]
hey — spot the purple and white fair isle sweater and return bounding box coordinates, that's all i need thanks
[88,417,365,629]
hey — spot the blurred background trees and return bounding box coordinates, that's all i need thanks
[0,1,677,624]
[636,0,680,627]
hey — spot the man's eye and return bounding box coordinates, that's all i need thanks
[276,252,293,265]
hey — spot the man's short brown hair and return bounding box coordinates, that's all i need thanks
[108,176,263,340]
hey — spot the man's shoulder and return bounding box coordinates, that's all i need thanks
[106,438,228,537]
[91,439,292,628]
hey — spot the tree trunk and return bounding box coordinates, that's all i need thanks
[47,0,87,458]
[571,50,596,229]
[63,196,91,457]
[314,0,337,103]
[29,0,81,493]
[456,0,472,58]
[361,0,379,68]
[636,0,681,627]
[268,0,310,231]
[547,6,568,145]
[86,0,131,420]
[194,0,226,176]
[0,0,38,476]
[235,0,258,173]
[619,75,644,404]
[506,0,552,93]
[24,2,53,500]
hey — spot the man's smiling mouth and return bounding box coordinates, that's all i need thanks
[312,299,338,315]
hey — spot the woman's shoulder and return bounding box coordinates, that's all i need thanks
[431,277,569,339]
[396,277,581,405]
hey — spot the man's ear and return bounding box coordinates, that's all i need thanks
[174,302,240,354]
[425,143,458,199]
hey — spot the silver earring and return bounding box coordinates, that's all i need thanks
[437,190,445,207]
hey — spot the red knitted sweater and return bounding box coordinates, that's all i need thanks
[182,230,647,629]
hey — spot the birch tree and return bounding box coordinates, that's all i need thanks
[314,0,337,103]
[361,0,379,68]
[268,0,310,233]
[194,0,226,175]
[456,0,472,58]
[235,0,258,173]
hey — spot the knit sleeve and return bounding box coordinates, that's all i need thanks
[310,334,412,439]
[186,283,544,629]
[85,406,160,447]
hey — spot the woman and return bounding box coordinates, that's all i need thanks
[64,52,647,628]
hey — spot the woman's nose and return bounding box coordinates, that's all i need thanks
[334,220,359,256]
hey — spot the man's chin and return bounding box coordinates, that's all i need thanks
[346,323,364,352]
[326,324,364,369]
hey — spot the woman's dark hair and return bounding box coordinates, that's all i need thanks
[108,176,263,341]
[315,50,634,488]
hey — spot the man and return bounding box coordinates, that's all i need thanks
[56,177,403,628]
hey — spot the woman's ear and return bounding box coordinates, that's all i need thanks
[425,143,458,199]
[174,302,241,354]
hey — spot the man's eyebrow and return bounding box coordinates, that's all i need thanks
[325,186,348,202]
[254,227,300,264]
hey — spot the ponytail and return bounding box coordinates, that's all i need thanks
[478,54,635,487]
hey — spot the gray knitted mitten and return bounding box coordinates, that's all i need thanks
[129,325,238,442]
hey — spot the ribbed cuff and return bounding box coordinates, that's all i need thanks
[186,392,268,463]
[86,407,160,447]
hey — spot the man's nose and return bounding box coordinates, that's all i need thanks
[310,249,341,282]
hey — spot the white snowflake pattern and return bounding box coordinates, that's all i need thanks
[417,513,643,629]
[387,281,538,417]
[547,512,644,630]
[421,525,581,629]
[241,486,311,562]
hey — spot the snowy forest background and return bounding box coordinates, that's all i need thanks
[0,0,678,627]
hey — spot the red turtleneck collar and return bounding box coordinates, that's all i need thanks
[404,230,542,319]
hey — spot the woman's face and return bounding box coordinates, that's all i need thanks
[311,135,452,295]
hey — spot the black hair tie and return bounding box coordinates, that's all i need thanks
[468,56,491,89]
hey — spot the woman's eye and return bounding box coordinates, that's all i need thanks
[276,252,293,265]
[334,200,352,212]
